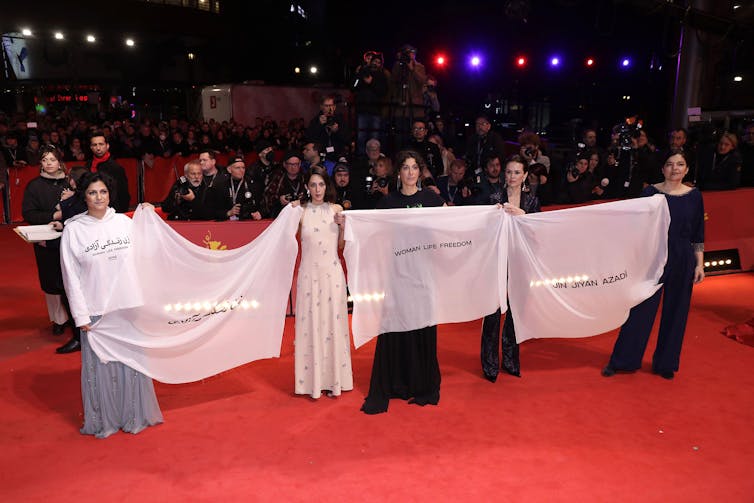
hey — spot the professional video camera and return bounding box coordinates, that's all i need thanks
[612,117,642,151]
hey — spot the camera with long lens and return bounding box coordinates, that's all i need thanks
[569,165,581,179]
[365,175,389,193]
[283,192,296,202]
[524,147,535,159]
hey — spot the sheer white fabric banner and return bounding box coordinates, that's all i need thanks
[87,204,303,384]
[343,205,507,348]
[507,195,670,343]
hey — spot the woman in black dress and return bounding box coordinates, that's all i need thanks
[337,150,445,414]
[21,145,79,353]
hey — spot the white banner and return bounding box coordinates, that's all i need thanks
[507,195,670,343]
[343,205,507,348]
[87,204,303,384]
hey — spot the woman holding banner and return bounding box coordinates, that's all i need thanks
[337,150,446,414]
[602,150,704,380]
[481,155,540,382]
[292,166,353,399]
[60,172,163,438]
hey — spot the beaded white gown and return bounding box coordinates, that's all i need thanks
[294,202,353,398]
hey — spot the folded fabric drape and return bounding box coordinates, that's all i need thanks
[86,204,303,384]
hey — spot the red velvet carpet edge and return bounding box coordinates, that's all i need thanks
[1,225,753,502]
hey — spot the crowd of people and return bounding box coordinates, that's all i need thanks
[3,43,752,436]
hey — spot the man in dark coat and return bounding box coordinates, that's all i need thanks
[86,132,130,212]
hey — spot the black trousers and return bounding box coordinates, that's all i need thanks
[480,304,520,378]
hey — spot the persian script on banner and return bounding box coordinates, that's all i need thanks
[86,204,303,384]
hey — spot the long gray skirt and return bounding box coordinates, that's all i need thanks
[80,332,163,439]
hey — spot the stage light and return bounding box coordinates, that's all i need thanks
[125,38,135,47]
[621,58,631,68]
[86,34,96,43]
[470,55,481,68]
[21,28,32,36]
[550,56,561,67]
[309,66,318,74]
[435,54,447,67]
[187,52,195,60]
[294,67,301,74]
[703,249,741,273]
[54,32,64,40]
[586,57,595,67]
[516,56,527,67]
[733,75,743,82]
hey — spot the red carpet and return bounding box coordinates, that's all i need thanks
[2,225,753,502]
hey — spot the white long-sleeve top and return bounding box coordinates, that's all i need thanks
[60,208,144,327]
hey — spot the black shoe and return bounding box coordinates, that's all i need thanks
[483,372,498,383]
[601,365,616,377]
[653,369,674,380]
[56,337,81,354]
[503,368,521,378]
[52,322,67,335]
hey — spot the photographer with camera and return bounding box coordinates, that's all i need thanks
[264,150,307,218]
[222,156,265,221]
[465,114,506,174]
[389,44,427,145]
[305,96,350,162]
[354,51,390,155]
[518,132,551,171]
[361,156,393,209]
[248,140,278,189]
[561,151,595,204]
[161,159,211,221]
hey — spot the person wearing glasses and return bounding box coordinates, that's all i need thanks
[264,150,307,217]
[408,119,443,181]
[305,95,350,162]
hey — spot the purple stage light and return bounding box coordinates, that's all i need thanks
[550,56,560,67]
[470,55,481,67]
[621,58,631,68]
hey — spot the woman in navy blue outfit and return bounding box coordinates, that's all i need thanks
[602,150,705,380]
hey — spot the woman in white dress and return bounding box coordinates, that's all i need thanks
[60,172,163,438]
[292,166,353,399]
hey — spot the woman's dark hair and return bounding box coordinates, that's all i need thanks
[305,165,336,203]
[506,154,529,172]
[661,149,690,166]
[395,150,428,187]
[528,162,547,180]
[68,167,88,188]
[39,144,64,163]
[78,171,117,205]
